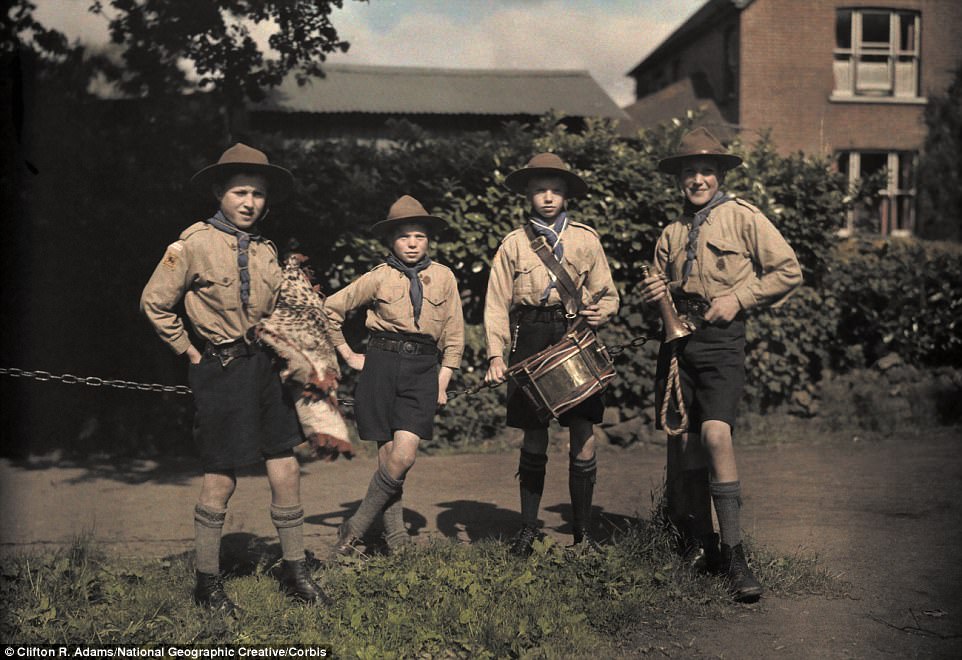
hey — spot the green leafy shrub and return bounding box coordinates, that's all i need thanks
[827,238,962,367]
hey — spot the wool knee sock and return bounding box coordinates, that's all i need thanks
[271,503,306,562]
[518,450,548,528]
[569,454,597,540]
[348,465,404,539]
[710,481,742,547]
[194,503,226,575]
[381,491,409,548]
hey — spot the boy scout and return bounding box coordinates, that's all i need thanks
[484,153,619,555]
[641,127,802,601]
[326,196,464,555]
[140,144,326,612]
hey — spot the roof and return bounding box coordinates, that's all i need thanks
[253,63,628,120]
[619,77,736,140]
[627,0,753,76]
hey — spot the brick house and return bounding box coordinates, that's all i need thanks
[624,0,962,236]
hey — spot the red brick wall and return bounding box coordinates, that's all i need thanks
[739,0,962,156]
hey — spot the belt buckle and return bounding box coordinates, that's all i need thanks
[401,341,416,354]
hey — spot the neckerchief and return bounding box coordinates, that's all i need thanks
[528,212,568,303]
[205,210,264,307]
[386,253,432,328]
[681,191,732,284]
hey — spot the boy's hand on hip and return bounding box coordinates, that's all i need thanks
[705,295,740,324]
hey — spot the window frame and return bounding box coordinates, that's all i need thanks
[832,8,922,102]
[836,150,917,237]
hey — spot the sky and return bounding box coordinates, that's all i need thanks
[31,0,706,107]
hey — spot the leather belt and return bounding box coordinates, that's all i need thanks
[514,305,567,324]
[368,335,439,356]
[204,339,257,367]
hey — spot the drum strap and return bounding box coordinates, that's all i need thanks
[524,223,583,317]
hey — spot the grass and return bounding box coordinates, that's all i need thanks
[1,517,845,656]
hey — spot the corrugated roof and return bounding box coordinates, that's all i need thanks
[254,63,627,120]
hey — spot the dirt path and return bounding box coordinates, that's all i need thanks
[2,430,961,658]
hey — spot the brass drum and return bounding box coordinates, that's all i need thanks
[506,327,616,420]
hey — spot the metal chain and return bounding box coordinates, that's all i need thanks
[606,334,654,356]
[0,366,360,406]
[1,333,653,405]
[0,367,193,395]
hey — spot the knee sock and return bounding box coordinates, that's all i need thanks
[569,454,597,540]
[381,491,409,548]
[194,503,226,575]
[271,503,306,562]
[348,465,404,539]
[710,481,742,547]
[518,450,548,528]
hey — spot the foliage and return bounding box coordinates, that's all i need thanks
[916,66,962,241]
[1,523,841,653]
[827,238,962,368]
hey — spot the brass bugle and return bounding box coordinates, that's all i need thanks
[641,264,691,343]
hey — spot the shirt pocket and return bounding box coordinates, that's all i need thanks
[375,283,410,322]
[513,259,543,297]
[423,289,449,322]
[200,269,239,311]
[704,237,746,286]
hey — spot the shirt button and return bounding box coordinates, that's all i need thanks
[223,277,230,284]
[716,259,726,271]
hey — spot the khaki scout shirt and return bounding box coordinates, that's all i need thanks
[484,221,620,360]
[324,262,464,370]
[140,222,283,354]
[654,198,802,310]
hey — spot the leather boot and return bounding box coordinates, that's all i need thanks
[193,572,238,615]
[278,559,329,604]
[569,527,603,553]
[509,525,539,557]
[721,543,763,602]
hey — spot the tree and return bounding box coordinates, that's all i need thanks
[916,65,962,241]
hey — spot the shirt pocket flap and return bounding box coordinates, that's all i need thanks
[205,270,236,287]
[424,290,447,307]
[376,284,407,305]
[705,237,742,255]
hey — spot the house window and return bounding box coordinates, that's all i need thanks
[833,9,920,98]
[837,150,916,236]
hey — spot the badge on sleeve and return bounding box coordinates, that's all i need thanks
[162,241,184,270]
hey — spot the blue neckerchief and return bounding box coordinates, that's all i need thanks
[681,191,732,284]
[205,210,263,307]
[386,253,432,328]
[528,212,568,303]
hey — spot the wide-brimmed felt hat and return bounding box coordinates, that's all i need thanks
[503,152,588,198]
[371,195,447,238]
[658,127,743,175]
[191,143,294,201]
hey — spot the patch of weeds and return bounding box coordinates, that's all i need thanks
[2,520,845,654]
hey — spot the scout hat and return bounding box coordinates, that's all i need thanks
[371,195,447,238]
[191,143,294,201]
[503,152,588,198]
[658,127,743,175]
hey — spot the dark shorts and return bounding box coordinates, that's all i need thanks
[506,308,605,430]
[654,318,746,433]
[188,345,303,472]
[354,333,439,443]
